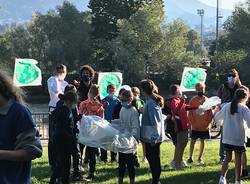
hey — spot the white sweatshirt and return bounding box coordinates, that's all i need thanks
[215,102,250,146]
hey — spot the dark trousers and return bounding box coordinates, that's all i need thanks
[100,148,117,161]
[49,141,57,184]
[145,143,161,184]
[72,140,81,176]
[87,146,98,174]
[79,143,89,164]
[54,145,71,184]
[118,152,135,179]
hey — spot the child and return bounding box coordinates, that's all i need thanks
[187,83,213,164]
[140,79,165,184]
[101,84,119,162]
[54,91,78,184]
[216,87,250,184]
[118,90,140,184]
[169,84,197,170]
[131,87,146,165]
[79,85,104,181]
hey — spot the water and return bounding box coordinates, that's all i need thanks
[28,103,48,113]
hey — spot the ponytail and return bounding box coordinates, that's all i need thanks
[230,88,249,115]
[140,79,164,108]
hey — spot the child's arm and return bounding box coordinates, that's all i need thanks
[131,110,140,140]
[243,106,250,128]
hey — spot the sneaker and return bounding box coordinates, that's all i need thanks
[187,158,194,164]
[219,176,227,184]
[170,160,176,169]
[198,159,205,165]
[241,169,249,179]
[86,174,94,181]
[235,181,243,184]
[219,158,224,164]
[181,161,188,168]
[142,157,148,163]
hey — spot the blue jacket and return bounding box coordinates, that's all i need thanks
[141,98,165,144]
[102,95,119,121]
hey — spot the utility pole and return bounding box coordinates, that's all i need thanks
[216,0,219,53]
[197,9,204,59]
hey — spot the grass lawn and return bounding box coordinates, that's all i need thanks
[32,140,250,184]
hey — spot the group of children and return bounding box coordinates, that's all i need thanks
[48,65,250,184]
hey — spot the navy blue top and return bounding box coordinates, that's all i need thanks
[0,101,36,184]
[102,95,119,121]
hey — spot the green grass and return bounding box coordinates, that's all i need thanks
[32,140,250,184]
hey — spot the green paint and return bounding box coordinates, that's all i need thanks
[99,73,122,98]
[15,59,40,84]
[183,68,206,89]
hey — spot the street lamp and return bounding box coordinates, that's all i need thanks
[197,9,204,59]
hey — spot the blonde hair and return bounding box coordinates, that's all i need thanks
[131,87,140,96]
[89,85,100,99]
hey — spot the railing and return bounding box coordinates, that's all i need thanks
[32,112,49,140]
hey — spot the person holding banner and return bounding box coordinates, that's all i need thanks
[74,65,96,169]
[101,84,120,162]
[217,68,242,164]
[169,84,198,170]
[47,64,68,183]
[79,85,104,181]
[187,83,213,164]
[140,79,165,184]
[0,72,42,183]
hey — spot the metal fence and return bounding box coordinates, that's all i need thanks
[32,112,49,140]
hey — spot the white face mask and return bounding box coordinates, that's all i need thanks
[58,74,66,81]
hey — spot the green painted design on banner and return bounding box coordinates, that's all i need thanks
[99,73,122,98]
[16,59,40,84]
[183,68,206,89]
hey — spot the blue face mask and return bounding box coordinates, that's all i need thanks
[228,76,235,82]
[121,102,130,109]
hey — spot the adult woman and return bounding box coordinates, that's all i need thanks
[140,79,165,184]
[217,68,242,163]
[0,71,42,183]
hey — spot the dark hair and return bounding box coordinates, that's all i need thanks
[89,84,100,99]
[0,71,24,103]
[140,79,164,108]
[121,90,133,102]
[59,91,78,102]
[80,65,95,79]
[64,84,77,93]
[56,64,67,73]
[229,68,241,86]
[106,84,115,93]
[231,88,249,115]
[119,88,126,96]
[169,84,179,96]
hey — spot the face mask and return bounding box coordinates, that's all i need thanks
[108,93,115,97]
[81,74,92,82]
[197,92,204,97]
[228,76,235,83]
[121,102,130,109]
[58,74,65,81]
[71,103,77,109]
[178,91,182,98]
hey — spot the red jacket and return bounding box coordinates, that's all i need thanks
[170,97,197,132]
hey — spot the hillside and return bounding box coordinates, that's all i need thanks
[0,0,232,27]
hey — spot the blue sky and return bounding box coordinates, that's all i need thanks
[198,0,245,10]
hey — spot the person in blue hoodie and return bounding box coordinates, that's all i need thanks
[0,71,42,184]
[101,84,119,162]
[140,79,165,184]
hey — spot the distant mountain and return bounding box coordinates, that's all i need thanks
[165,0,232,27]
[0,0,232,27]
